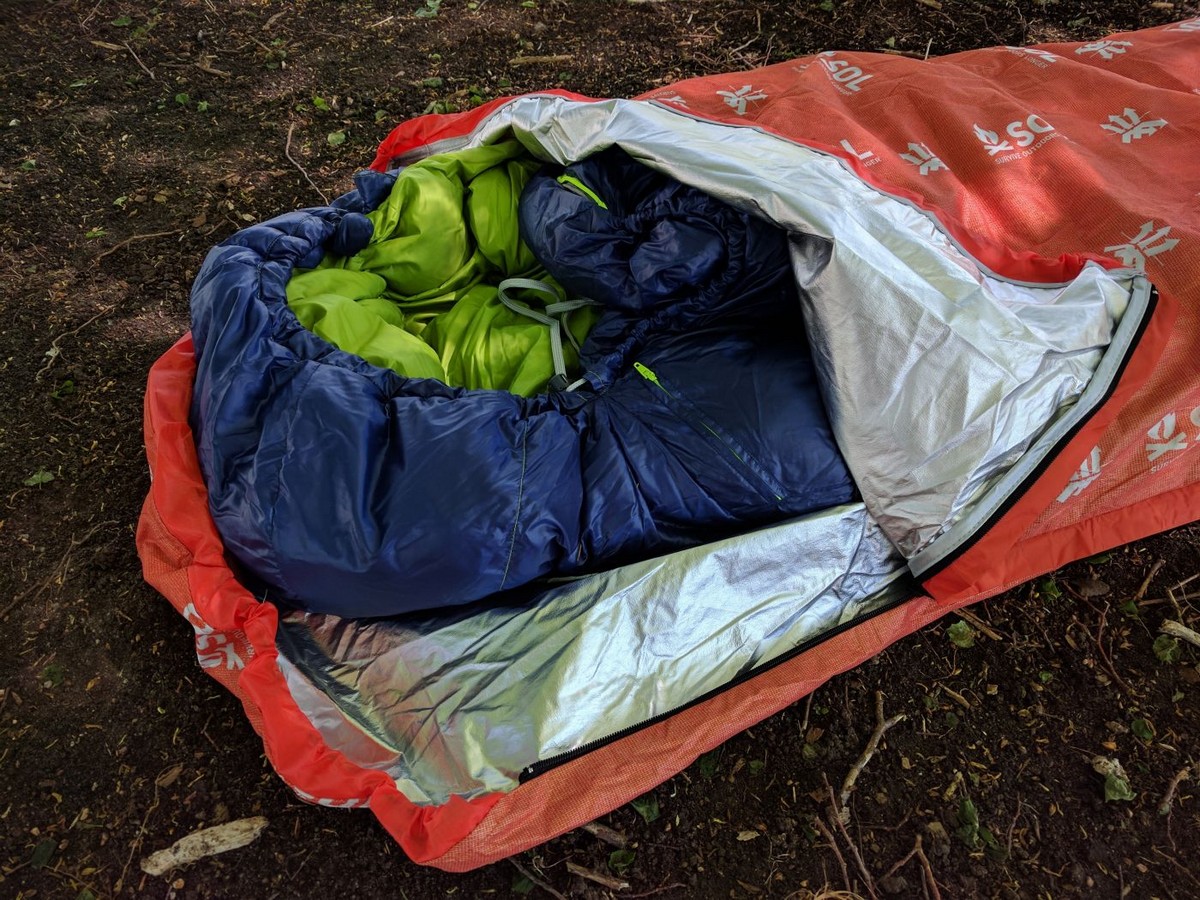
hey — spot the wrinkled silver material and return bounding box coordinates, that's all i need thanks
[273,96,1139,805]
[278,504,908,804]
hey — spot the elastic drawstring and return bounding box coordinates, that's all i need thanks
[496,278,596,391]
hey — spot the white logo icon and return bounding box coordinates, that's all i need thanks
[1057,446,1102,502]
[1146,412,1188,462]
[898,142,948,175]
[1101,108,1167,142]
[182,603,246,671]
[840,139,875,161]
[1169,18,1200,31]
[1104,221,1179,268]
[817,52,873,93]
[1007,47,1060,67]
[1075,40,1132,60]
[293,787,369,809]
[1193,406,1200,437]
[1023,47,1059,63]
[649,91,688,107]
[973,124,1014,155]
[716,85,767,116]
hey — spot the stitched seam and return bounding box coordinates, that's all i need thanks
[499,420,529,589]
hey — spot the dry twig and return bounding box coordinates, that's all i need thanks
[1135,559,1166,601]
[122,40,155,79]
[581,821,628,847]
[566,861,630,891]
[915,840,942,900]
[812,813,854,896]
[285,123,331,205]
[96,228,181,261]
[839,692,906,819]
[1091,605,1133,695]
[957,608,1002,641]
[510,858,567,900]
[508,54,574,66]
[824,776,877,899]
[1160,620,1200,650]
[1158,765,1191,817]
[35,307,115,380]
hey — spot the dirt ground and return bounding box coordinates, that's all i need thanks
[1,1,1198,898]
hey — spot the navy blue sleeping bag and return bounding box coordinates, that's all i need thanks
[189,146,855,617]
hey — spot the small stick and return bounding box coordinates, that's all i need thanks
[840,692,906,819]
[581,821,628,848]
[35,306,115,380]
[285,123,330,205]
[881,833,923,882]
[195,59,232,78]
[1160,620,1200,650]
[509,859,567,900]
[566,861,630,891]
[508,54,575,67]
[915,841,943,900]
[1158,766,1191,817]
[1092,605,1133,695]
[957,608,1002,641]
[122,40,155,79]
[825,777,877,899]
[96,228,182,261]
[1134,560,1166,602]
[800,692,815,737]
[626,883,686,899]
[812,813,854,896]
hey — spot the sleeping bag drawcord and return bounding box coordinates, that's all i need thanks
[496,278,596,392]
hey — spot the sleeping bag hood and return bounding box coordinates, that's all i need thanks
[138,20,1199,871]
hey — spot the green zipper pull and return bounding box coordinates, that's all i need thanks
[557,174,609,209]
[634,361,666,391]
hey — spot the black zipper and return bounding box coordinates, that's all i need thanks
[915,283,1160,585]
[520,581,917,781]
[520,284,1160,782]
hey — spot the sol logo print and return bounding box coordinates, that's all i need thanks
[182,603,246,671]
[1076,40,1133,60]
[1146,412,1188,464]
[293,786,369,809]
[1006,46,1059,68]
[973,115,1058,162]
[817,52,873,94]
[716,85,766,116]
[1057,446,1101,502]
[1101,108,1167,142]
[839,139,881,167]
[1104,221,1179,269]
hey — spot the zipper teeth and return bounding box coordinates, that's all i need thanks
[916,284,1160,585]
[634,362,784,501]
[521,583,916,781]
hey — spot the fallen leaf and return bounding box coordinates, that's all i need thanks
[736,829,760,841]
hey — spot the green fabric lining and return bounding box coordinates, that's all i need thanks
[286,142,597,395]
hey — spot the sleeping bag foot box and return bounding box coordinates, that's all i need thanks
[137,21,1200,869]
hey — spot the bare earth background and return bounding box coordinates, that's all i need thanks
[1,1,1198,898]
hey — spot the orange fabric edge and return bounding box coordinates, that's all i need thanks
[136,336,501,863]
